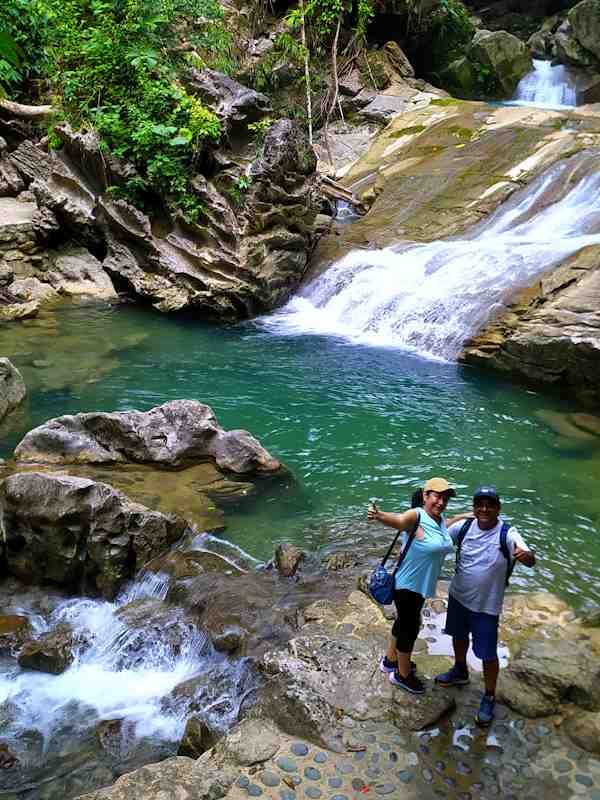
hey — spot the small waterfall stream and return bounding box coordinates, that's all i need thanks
[511,58,578,108]
[261,155,600,361]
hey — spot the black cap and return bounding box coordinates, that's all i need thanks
[473,485,500,503]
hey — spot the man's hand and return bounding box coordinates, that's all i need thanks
[514,547,535,567]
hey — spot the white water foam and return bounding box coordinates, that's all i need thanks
[511,58,578,109]
[260,157,600,361]
[0,571,256,752]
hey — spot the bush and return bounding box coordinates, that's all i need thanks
[0,0,51,98]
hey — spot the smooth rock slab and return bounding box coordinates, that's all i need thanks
[0,358,26,422]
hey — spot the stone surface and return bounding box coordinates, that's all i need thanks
[178,715,220,759]
[0,613,32,657]
[14,399,281,474]
[498,638,600,717]
[18,623,74,674]
[569,0,600,62]
[274,543,305,577]
[0,357,26,422]
[554,19,598,68]
[564,710,600,754]
[0,472,190,598]
[469,29,533,97]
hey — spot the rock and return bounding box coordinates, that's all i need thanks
[8,140,51,184]
[18,623,74,674]
[211,626,245,653]
[14,399,282,474]
[498,638,600,717]
[31,206,60,242]
[0,614,32,656]
[215,718,281,766]
[338,69,364,97]
[178,716,219,758]
[8,277,57,304]
[569,0,600,61]
[564,710,600,754]
[274,543,305,577]
[440,56,477,99]
[383,41,415,79]
[0,742,19,770]
[185,69,271,133]
[576,72,600,104]
[0,472,189,598]
[44,247,117,300]
[0,298,39,321]
[359,94,409,123]
[528,31,553,59]
[0,157,25,196]
[324,551,359,571]
[0,358,26,422]
[391,684,456,730]
[578,602,600,627]
[96,718,127,757]
[554,19,598,68]
[469,29,533,96]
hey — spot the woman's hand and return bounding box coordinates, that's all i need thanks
[367,501,380,521]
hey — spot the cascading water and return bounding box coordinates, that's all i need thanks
[260,154,600,361]
[512,58,578,108]
[0,559,259,798]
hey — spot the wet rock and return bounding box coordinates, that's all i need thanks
[211,626,245,654]
[498,638,600,717]
[469,29,533,96]
[0,472,189,598]
[325,552,359,571]
[579,602,600,627]
[0,741,19,769]
[0,358,26,422]
[564,710,600,754]
[569,0,600,62]
[18,623,74,674]
[275,543,305,577]
[391,685,455,731]
[0,614,32,656]
[14,399,282,475]
[178,716,219,758]
[96,718,127,757]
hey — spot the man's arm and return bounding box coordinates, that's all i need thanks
[511,528,536,567]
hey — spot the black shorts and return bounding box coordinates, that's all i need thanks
[392,588,424,652]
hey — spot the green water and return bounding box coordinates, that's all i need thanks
[2,301,600,608]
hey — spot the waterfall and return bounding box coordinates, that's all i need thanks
[260,156,600,361]
[512,59,578,109]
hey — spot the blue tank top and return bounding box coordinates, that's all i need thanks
[394,508,454,598]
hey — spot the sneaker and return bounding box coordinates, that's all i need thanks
[379,656,417,675]
[389,669,425,694]
[476,693,496,726]
[434,664,470,687]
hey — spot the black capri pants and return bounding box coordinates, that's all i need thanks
[392,588,425,652]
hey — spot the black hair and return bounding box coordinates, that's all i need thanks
[411,488,424,508]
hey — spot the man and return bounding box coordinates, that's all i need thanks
[434,486,535,726]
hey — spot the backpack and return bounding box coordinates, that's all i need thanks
[455,518,514,586]
[368,511,420,605]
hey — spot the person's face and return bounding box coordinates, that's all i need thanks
[423,490,451,518]
[473,497,500,529]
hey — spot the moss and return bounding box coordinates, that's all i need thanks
[417,145,446,155]
[388,125,426,138]
[430,98,461,107]
[448,125,474,140]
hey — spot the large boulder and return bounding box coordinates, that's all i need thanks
[13,399,281,474]
[554,19,599,68]
[569,0,600,61]
[469,29,533,97]
[498,638,600,717]
[13,76,318,321]
[0,472,190,598]
[564,710,600,755]
[18,623,75,674]
[0,358,26,422]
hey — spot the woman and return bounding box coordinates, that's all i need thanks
[367,477,462,694]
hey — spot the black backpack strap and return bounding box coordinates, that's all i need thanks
[454,518,473,573]
[499,521,515,586]
[380,510,420,567]
[392,511,420,576]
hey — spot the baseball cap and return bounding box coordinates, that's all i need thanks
[423,477,456,497]
[473,485,500,503]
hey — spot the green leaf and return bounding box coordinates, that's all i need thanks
[169,135,190,146]
[0,30,22,68]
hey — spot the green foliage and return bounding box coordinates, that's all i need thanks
[228,174,252,205]
[410,0,475,75]
[247,116,272,145]
[38,0,227,220]
[0,0,51,96]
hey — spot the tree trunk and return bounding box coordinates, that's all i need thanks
[299,0,313,146]
[0,99,53,120]
[323,15,342,165]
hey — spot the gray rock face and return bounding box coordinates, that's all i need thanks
[11,76,318,321]
[569,0,600,61]
[554,19,599,68]
[14,399,281,474]
[470,29,533,96]
[0,472,189,598]
[498,638,600,717]
[18,623,75,674]
[0,358,26,422]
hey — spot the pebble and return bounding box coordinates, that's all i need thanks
[335,761,353,774]
[328,777,343,789]
[374,783,396,795]
[352,778,366,791]
[366,767,380,778]
[457,762,472,775]
[379,742,390,751]
[398,770,414,783]
[277,757,298,773]
[554,759,573,773]
[279,793,295,800]
[364,734,377,743]
[247,784,262,797]
[305,788,322,799]
[535,724,551,737]
[291,742,309,757]
[314,752,328,763]
[590,791,600,800]
[353,751,366,761]
[238,776,250,788]
[339,623,354,634]
[575,774,593,787]
[422,768,433,782]
[304,767,321,780]
[330,796,349,800]
[259,772,280,787]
